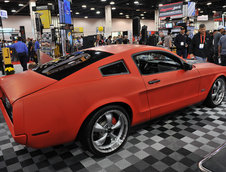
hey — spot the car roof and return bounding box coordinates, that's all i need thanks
[85,44,163,54]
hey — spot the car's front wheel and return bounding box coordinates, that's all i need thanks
[205,77,225,108]
[83,105,130,156]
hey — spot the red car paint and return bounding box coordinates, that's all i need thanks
[0,45,226,148]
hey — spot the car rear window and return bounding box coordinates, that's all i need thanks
[34,50,113,80]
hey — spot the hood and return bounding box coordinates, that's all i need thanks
[0,70,57,104]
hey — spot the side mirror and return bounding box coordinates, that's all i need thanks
[183,63,193,71]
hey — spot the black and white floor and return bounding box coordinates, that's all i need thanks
[0,97,226,172]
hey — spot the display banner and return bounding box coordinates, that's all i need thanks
[159,2,183,19]
[64,0,72,24]
[58,0,65,24]
[36,10,51,29]
[213,11,222,19]
[188,2,196,17]
[0,10,8,19]
[66,30,73,46]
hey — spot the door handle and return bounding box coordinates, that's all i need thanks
[148,80,160,85]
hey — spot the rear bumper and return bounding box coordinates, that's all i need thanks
[0,100,27,145]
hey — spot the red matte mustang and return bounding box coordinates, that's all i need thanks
[1,45,226,156]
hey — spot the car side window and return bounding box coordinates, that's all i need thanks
[133,52,182,75]
[100,60,129,76]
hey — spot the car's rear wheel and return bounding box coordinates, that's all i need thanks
[205,77,225,108]
[83,105,130,156]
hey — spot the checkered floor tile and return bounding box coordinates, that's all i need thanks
[0,99,226,172]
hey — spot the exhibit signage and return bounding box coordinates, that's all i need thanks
[159,2,183,19]
[0,10,8,19]
[58,0,65,24]
[36,10,52,29]
[64,0,72,24]
[188,2,196,17]
[58,0,72,24]
[197,15,208,21]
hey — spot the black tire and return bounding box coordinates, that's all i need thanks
[82,105,130,157]
[205,77,225,108]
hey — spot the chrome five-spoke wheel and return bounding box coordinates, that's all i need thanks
[83,105,130,156]
[206,77,225,108]
[212,79,225,105]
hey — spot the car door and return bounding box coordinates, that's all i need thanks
[133,50,200,119]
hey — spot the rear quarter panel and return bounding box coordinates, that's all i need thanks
[22,53,149,148]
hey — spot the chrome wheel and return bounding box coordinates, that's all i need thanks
[91,109,129,154]
[212,78,225,105]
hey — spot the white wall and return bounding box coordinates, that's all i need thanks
[195,20,215,30]
[2,16,155,39]
[2,16,34,40]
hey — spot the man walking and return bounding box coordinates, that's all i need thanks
[174,27,189,58]
[9,37,28,71]
[218,33,226,66]
[189,24,213,62]
[214,26,225,63]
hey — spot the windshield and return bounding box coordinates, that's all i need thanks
[34,50,113,80]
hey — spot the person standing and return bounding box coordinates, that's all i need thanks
[28,38,33,62]
[106,36,112,45]
[174,27,189,58]
[9,37,28,71]
[35,39,40,63]
[123,35,130,44]
[214,26,225,63]
[218,34,226,66]
[164,32,172,50]
[189,24,213,62]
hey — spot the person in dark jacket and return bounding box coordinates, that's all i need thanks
[174,27,189,59]
[189,24,213,62]
[9,37,28,71]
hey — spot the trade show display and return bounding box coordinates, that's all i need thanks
[0,0,226,171]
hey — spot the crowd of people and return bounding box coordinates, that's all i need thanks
[146,24,226,65]
[0,37,40,71]
[0,23,226,74]
[94,35,130,46]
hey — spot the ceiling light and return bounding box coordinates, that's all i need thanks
[75,12,80,14]
[96,11,101,14]
[82,5,87,8]
[112,7,116,10]
[207,2,212,5]
[159,4,163,6]
[126,16,130,18]
[140,14,144,16]
[126,3,129,5]
[119,12,123,15]
[101,0,106,1]
[136,9,140,11]
[200,11,203,13]
[70,10,72,12]
[144,11,147,13]
[110,1,115,5]
[48,3,53,5]
[134,1,139,5]
[4,0,10,2]
[84,16,88,18]
[198,8,200,11]
[212,11,216,13]
[142,17,145,19]
[18,4,24,6]
[11,9,16,12]
[90,8,95,10]
[223,5,226,8]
